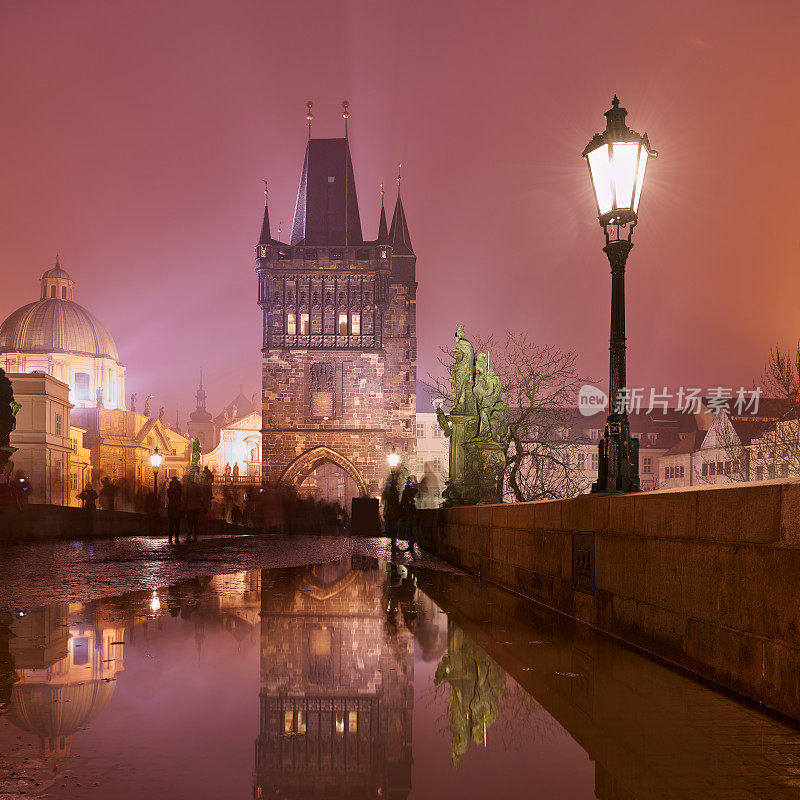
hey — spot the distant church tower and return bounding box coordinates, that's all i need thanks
[256,105,417,497]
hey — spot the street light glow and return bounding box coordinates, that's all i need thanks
[150,448,162,471]
[387,452,400,469]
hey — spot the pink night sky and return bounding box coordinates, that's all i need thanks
[1,0,799,418]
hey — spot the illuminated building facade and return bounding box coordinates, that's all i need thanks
[0,258,126,410]
[256,126,417,499]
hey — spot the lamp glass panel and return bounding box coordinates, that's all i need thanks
[151,452,162,469]
[610,142,640,211]
[586,145,613,216]
[632,145,649,213]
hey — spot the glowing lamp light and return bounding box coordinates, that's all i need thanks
[150,448,163,472]
[387,452,400,469]
[582,95,657,229]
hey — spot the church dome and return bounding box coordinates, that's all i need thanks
[0,259,120,361]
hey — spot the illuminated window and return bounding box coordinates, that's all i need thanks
[335,711,345,735]
[300,313,310,335]
[297,710,306,734]
[348,710,357,733]
[287,312,297,335]
[74,372,91,403]
[284,709,293,733]
[338,313,348,335]
[351,313,361,335]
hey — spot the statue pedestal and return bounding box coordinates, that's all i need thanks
[465,440,505,504]
[442,413,480,506]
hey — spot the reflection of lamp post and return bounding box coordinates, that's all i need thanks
[583,96,656,493]
[150,447,162,495]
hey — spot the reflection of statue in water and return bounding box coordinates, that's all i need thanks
[451,325,475,414]
[434,621,506,767]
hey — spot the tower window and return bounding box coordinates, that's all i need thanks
[61,286,67,299]
[50,285,57,298]
[287,313,297,335]
[338,313,348,335]
[351,313,361,335]
[300,313,310,335]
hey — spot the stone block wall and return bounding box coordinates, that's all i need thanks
[417,479,800,720]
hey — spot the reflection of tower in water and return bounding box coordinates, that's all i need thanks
[253,556,414,799]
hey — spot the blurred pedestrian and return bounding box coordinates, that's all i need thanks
[400,475,418,554]
[166,476,182,544]
[99,477,118,511]
[78,483,98,510]
[381,477,401,550]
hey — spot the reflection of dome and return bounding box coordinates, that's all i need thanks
[5,680,116,738]
[0,262,119,360]
[4,679,116,759]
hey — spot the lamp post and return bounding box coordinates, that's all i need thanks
[387,450,400,473]
[150,447,163,496]
[583,96,656,493]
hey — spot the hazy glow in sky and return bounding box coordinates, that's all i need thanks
[1,0,799,418]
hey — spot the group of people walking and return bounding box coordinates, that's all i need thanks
[165,472,213,544]
[381,474,418,554]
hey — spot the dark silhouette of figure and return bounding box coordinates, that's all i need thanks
[166,476,182,543]
[78,484,98,510]
[183,477,202,542]
[99,477,117,510]
[400,475,418,554]
[232,462,239,479]
[10,470,30,504]
[381,477,401,550]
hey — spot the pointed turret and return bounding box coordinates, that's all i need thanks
[377,184,389,245]
[257,181,271,245]
[389,191,414,256]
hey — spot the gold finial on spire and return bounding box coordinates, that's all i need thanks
[306,101,314,138]
[342,100,350,126]
[55,250,60,267]
[262,179,268,196]
[380,182,385,203]
[397,163,403,186]
[278,220,284,243]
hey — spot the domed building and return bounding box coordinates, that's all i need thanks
[0,257,126,409]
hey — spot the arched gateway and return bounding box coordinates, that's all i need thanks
[255,120,418,501]
[280,446,369,497]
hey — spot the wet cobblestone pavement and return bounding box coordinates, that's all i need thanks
[0,535,419,611]
[1,535,800,799]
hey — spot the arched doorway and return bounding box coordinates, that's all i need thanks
[280,446,368,512]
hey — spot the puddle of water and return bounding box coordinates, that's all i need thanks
[0,553,798,799]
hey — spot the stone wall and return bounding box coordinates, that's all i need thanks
[417,479,800,720]
[0,505,252,542]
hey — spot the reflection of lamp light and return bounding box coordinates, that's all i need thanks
[150,591,161,614]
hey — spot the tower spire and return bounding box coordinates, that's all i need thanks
[377,183,389,244]
[257,180,271,245]
[342,100,350,138]
[306,101,313,140]
[389,164,414,255]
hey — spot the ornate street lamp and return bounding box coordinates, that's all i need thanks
[583,95,657,493]
[387,451,400,471]
[150,447,163,495]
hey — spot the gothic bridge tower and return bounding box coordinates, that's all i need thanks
[256,109,417,499]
